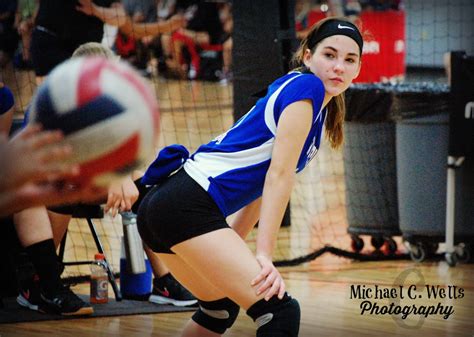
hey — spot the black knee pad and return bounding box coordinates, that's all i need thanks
[192,297,240,334]
[246,293,301,337]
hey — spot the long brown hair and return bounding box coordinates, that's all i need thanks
[291,17,362,150]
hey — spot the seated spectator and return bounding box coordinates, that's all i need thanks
[77,0,184,39]
[12,42,196,315]
[169,0,224,79]
[217,1,232,84]
[11,40,117,315]
[295,0,312,40]
[43,171,197,308]
[77,0,185,77]
[116,0,158,76]
[0,0,19,68]
[122,0,157,23]
[14,0,38,69]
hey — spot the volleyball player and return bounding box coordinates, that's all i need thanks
[136,17,363,337]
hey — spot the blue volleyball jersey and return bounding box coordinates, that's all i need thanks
[0,85,14,116]
[183,71,327,216]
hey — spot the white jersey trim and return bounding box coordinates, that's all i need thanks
[264,74,304,135]
[183,138,274,190]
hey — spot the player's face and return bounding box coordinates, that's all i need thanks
[304,35,361,97]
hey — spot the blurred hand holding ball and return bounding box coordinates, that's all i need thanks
[29,57,160,186]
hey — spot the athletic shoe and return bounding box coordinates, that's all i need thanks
[218,70,233,86]
[16,274,43,311]
[188,67,197,80]
[18,281,93,316]
[149,273,198,307]
[39,286,94,316]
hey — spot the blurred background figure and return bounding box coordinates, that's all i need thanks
[359,0,402,11]
[295,0,313,40]
[30,0,120,84]
[0,0,19,68]
[117,0,158,76]
[168,0,223,80]
[14,0,38,69]
[343,0,362,17]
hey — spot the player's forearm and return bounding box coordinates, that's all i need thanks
[256,170,295,258]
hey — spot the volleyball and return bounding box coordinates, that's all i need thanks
[29,56,160,186]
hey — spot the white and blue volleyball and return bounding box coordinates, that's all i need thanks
[29,57,160,186]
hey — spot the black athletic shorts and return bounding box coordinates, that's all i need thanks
[137,169,229,254]
[30,27,76,77]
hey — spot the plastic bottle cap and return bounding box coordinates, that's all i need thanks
[95,253,105,260]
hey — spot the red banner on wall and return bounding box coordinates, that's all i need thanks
[306,10,406,83]
[356,10,406,83]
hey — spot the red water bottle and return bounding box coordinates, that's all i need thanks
[90,253,108,304]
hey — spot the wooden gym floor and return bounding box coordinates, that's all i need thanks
[1,68,473,337]
[1,259,473,337]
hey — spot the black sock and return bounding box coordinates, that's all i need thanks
[247,294,301,337]
[154,272,171,284]
[14,251,36,287]
[25,239,62,297]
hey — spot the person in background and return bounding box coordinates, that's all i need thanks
[136,16,363,337]
[13,42,196,315]
[14,0,38,68]
[77,0,185,79]
[217,1,233,85]
[0,0,19,68]
[170,0,223,79]
[116,0,157,75]
[30,0,121,84]
[295,0,313,40]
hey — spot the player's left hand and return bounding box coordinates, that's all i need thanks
[251,254,286,301]
[104,177,139,216]
[105,180,122,217]
[119,177,139,212]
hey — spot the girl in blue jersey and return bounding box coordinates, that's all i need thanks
[137,17,363,337]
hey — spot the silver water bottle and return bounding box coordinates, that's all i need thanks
[121,211,146,274]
